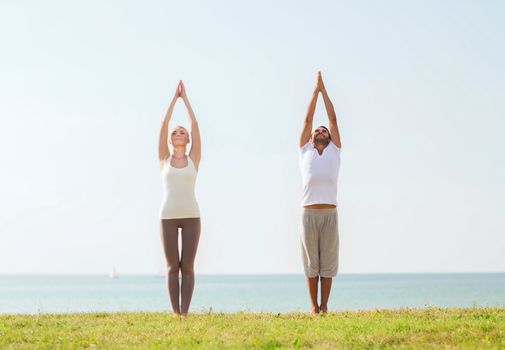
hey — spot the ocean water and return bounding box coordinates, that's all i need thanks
[0,273,504,314]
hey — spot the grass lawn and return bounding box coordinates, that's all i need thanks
[1,307,504,349]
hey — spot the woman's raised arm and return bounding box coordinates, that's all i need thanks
[158,85,180,167]
[180,81,201,170]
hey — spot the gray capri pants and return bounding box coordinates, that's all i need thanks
[300,208,339,278]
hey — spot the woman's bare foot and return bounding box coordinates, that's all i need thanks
[320,305,328,314]
[310,306,320,315]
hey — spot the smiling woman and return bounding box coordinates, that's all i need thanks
[157,80,202,318]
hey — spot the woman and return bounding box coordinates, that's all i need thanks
[158,80,201,317]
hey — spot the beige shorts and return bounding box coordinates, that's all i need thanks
[300,208,339,278]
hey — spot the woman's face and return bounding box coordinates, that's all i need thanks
[170,126,190,146]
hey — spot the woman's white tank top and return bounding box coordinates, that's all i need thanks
[159,156,200,219]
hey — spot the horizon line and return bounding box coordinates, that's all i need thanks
[1,271,504,276]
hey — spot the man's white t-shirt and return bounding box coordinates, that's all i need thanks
[299,141,341,206]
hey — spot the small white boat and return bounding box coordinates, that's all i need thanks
[110,265,118,279]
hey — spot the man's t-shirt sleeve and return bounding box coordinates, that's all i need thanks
[298,142,311,155]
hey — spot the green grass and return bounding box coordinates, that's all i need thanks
[0,308,504,349]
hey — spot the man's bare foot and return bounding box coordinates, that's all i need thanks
[320,305,328,314]
[310,306,320,315]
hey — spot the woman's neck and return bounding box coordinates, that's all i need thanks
[172,147,186,159]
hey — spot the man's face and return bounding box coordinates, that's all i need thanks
[311,127,330,146]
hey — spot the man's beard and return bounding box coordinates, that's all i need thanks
[313,136,330,146]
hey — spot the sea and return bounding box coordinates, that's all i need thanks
[1,273,504,314]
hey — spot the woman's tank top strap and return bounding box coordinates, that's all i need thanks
[163,155,171,167]
[187,156,197,172]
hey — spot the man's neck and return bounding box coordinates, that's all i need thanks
[314,143,328,155]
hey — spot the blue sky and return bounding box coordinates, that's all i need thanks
[1,0,504,274]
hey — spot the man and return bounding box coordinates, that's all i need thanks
[299,71,342,314]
